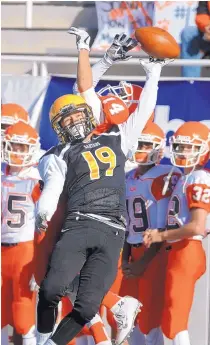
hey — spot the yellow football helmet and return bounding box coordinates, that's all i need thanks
[49,94,95,143]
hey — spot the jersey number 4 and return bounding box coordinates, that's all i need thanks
[109,103,125,115]
[82,146,116,180]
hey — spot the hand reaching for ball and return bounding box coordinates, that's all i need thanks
[139,56,173,78]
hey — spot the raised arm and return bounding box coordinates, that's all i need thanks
[68,27,138,123]
[68,27,103,124]
[70,30,138,92]
[119,58,170,157]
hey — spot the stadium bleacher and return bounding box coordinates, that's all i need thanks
[3,0,207,78]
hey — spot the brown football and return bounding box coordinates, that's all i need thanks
[135,27,180,59]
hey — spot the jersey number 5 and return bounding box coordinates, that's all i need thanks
[82,146,116,180]
[7,195,27,228]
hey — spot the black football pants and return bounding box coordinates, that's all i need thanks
[37,215,125,345]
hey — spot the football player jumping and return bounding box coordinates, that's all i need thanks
[1,122,41,345]
[143,121,210,345]
[35,27,169,345]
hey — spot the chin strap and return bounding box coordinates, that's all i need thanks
[182,165,195,192]
[162,167,175,196]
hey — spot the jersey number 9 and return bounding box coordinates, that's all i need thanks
[127,197,149,232]
[82,146,116,180]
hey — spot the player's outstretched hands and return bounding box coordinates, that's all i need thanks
[29,274,40,292]
[140,56,173,77]
[35,213,48,234]
[105,33,138,64]
[68,26,90,51]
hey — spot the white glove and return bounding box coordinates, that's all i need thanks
[139,56,173,78]
[29,275,40,292]
[68,26,90,51]
[35,213,48,234]
[105,33,138,64]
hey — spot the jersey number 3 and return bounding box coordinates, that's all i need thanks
[82,146,116,180]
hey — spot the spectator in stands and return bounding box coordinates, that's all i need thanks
[181,1,210,77]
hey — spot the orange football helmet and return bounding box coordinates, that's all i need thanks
[3,122,40,167]
[98,81,133,104]
[98,83,154,122]
[1,103,29,136]
[132,122,165,165]
[99,95,129,125]
[169,121,210,168]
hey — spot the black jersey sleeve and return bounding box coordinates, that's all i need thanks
[36,144,70,221]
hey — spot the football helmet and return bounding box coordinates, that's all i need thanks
[169,121,210,168]
[98,81,134,105]
[49,94,95,143]
[99,95,129,125]
[132,122,165,165]
[3,122,40,167]
[1,103,29,137]
[98,83,154,120]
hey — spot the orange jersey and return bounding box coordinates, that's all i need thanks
[167,169,210,242]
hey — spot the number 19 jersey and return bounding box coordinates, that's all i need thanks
[38,125,127,229]
[1,165,41,243]
[126,164,182,244]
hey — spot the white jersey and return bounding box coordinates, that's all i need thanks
[1,164,41,243]
[125,160,138,173]
[34,148,46,162]
[126,164,182,244]
[166,169,210,242]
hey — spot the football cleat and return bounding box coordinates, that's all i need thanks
[113,296,142,345]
